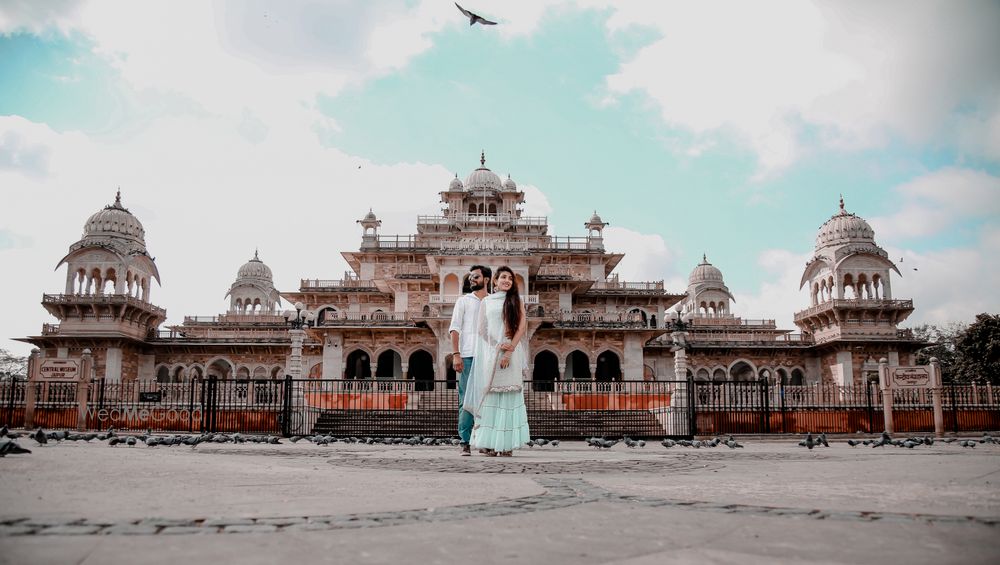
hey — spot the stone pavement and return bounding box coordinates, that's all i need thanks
[1,437,999,564]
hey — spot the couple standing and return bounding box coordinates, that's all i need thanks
[449,265,530,456]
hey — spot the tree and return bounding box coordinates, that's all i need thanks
[0,348,29,380]
[953,313,1000,384]
[912,323,966,382]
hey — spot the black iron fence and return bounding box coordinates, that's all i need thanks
[4,377,998,438]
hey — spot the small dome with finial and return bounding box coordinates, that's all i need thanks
[815,195,875,249]
[689,254,725,284]
[236,249,273,281]
[464,151,502,190]
[449,174,464,191]
[83,189,146,246]
[502,174,517,191]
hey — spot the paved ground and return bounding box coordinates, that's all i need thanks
[1,434,999,564]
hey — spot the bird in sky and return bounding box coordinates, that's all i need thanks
[455,3,497,26]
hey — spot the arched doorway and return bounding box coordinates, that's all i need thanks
[595,350,621,381]
[532,351,559,391]
[156,366,170,383]
[567,351,590,379]
[408,350,434,391]
[790,368,804,386]
[376,350,402,379]
[207,359,232,380]
[729,361,755,382]
[345,350,371,379]
[308,362,323,379]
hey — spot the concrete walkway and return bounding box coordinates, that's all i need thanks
[1,436,999,564]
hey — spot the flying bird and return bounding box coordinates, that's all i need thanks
[455,3,497,26]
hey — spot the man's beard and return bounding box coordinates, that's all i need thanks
[470,282,485,291]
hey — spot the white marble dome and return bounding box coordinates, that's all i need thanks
[83,191,146,246]
[816,197,875,249]
[465,167,502,190]
[449,175,464,191]
[689,255,724,285]
[502,175,517,191]
[237,251,273,281]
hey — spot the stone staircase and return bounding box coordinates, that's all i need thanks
[310,408,671,439]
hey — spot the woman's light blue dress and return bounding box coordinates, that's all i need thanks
[464,291,530,452]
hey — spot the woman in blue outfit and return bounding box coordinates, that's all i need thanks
[465,266,530,456]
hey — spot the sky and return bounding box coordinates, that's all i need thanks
[1,0,999,356]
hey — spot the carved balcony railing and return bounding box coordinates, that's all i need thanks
[300,278,378,291]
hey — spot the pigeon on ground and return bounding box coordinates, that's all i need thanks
[726,439,744,449]
[0,438,32,456]
[943,437,957,444]
[800,432,815,450]
[661,439,676,448]
[108,437,121,447]
[455,2,497,26]
[126,436,137,447]
[550,440,559,447]
[0,425,8,437]
[962,440,977,448]
[818,433,829,447]
[846,439,860,447]
[33,428,47,445]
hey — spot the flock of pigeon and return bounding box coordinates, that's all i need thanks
[2,425,997,457]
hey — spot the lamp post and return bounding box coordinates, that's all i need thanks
[668,304,693,380]
[284,302,315,379]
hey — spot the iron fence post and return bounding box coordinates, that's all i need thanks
[779,381,787,433]
[866,380,875,433]
[188,377,196,433]
[950,380,958,433]
[281,375,293,437]
[687,375,696,437]
[4,380,15,425]
[761,377,770,434]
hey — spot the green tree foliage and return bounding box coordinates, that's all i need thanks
[953,313,1000,384]
[0,348,28,380]
[912,323,966,382]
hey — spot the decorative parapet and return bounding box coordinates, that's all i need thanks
[300,278,378,291]
[793,299,914,321]
[42,293,167,317]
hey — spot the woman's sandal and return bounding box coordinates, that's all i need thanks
[484,449,497,457]
[499,451,512,457]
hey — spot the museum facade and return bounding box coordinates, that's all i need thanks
[20,154,923,388]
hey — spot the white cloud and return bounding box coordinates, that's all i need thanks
[0,114,453,355]
[734,167,1000,330]
[602,226,677,283]
[869,167,1000,241]
[732,249,811,330]
[600,0,1000,176]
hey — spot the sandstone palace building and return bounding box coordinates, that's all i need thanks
[21,154,923,389]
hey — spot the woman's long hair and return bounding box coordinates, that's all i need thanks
[495,265,523,339]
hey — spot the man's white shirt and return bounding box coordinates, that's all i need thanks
[448,293,484,358]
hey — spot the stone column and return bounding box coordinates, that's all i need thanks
[76,349,93,431]
[558,363,567,382]
[930,357,944,438]
[879,357,893,435]
[287,329,305,379]
[24,349,40,429]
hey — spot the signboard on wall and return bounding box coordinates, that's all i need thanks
[889,366,932,388]
[38,359,80,380]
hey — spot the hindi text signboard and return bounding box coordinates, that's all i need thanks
[889,366,932,388]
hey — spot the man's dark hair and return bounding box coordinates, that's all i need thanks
[470,265,492,280]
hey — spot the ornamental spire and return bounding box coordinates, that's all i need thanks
[480,150,486,167]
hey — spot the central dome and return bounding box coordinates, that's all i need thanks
[237,250,273,281]
[83,191,146,246]
[464,151,502,190]
[689,255,724,285]
[816,197,875,249]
